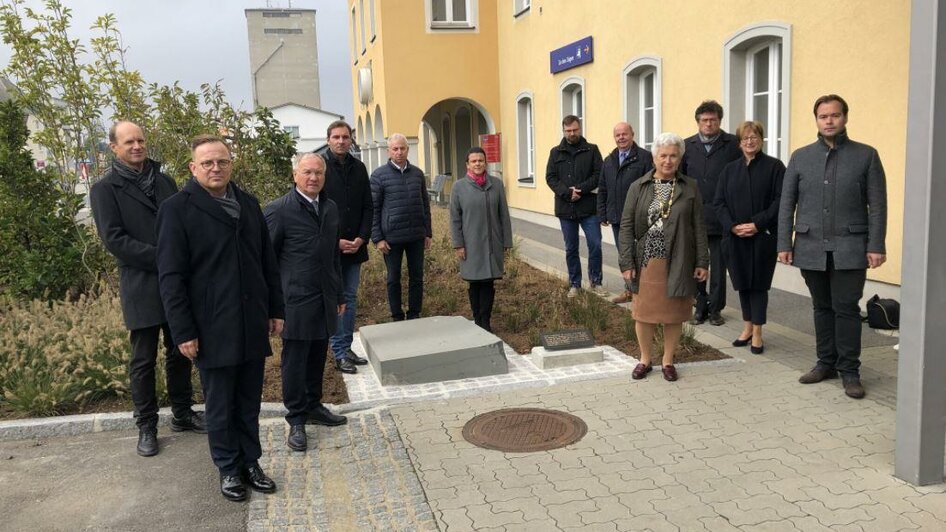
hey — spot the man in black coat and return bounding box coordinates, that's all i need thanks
[157,135,284,502]
[597,122,654,304]
[681,100,742,325]
[90,121,204,458]
[546,115,605,298]
[264,154,348,452]
[322,121,372,375]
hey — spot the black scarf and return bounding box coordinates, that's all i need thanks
[113,158,156,201]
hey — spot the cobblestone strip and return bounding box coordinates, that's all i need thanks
[247,410,440,531]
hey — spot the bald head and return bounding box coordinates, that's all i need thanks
[613,122,635,152]
[109,121,148,171]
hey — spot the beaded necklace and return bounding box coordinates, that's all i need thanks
[654,176,677,219]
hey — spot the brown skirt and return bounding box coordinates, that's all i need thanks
[632,258,693,325]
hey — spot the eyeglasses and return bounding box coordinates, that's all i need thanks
[741,136,761,143]
[198,159,232,170]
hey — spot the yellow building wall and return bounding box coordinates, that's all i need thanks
[349,0,502,143]
[496,0,908,284]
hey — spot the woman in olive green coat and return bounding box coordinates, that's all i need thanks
[618,132,710,382]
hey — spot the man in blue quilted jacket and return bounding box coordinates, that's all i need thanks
[370,133,433,321]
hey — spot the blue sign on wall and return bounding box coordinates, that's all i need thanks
[550,36,593,74]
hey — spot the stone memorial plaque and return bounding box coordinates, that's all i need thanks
[540,329,594,351]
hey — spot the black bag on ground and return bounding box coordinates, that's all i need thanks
[866,295,899,329]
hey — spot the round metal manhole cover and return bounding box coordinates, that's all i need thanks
[462,408,587,452]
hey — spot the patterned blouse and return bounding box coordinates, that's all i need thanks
[641,181,673,268]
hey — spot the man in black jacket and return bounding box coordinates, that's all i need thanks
[265,154,348,452]
[90,121,204,458]
[681,101,742,325]
[157,135,284,502]
[370,133,432,321]
[546,115,605,298]
[597,122,654,304]
[322,121,372,374]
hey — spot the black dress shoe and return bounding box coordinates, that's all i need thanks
[242,464,277,493]
[346,349,368,365]
[307,404,348,426]
[137,427,158,457]
[690,313,707,325]
[708,313,725,326]
[842,376,866,399]
[220,475,247,502]
[287,425,307,452]
[335,356,357,374]
[170,411,207,434]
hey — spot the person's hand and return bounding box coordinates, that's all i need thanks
[269,318,284,336]
[456,247,466,260]
[337,303,346,315]
[778,251,793,265]
[622,269,636,281]
[424,237,432,250]
[377,240,391,254]
[569,186,581,202]
[178,339,198,361]
[694,268,709,282]
[601,220,610,227]
[339,239,354,254]
[867,252,886,269]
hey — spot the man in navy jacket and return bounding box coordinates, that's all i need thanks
[157,135,284,502]
[265,154,348,453]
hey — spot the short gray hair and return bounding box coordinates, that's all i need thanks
[652,132,685,155]
[387,133,408,146]
[293,152,324,170]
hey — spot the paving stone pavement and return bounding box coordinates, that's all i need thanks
[389,353,946,532]
[247,411,439,532]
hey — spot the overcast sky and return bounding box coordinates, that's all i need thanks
[0,0,353,119]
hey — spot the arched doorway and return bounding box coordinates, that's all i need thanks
[420,98,495,189]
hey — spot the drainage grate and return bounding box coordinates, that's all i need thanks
[462,408,587,452]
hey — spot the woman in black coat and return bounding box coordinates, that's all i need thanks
[713,121,785,354]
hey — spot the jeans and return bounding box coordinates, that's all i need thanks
[801,253,867,377]
[383,239,426,320]
[559,215,602,288]
[330,262,362,360]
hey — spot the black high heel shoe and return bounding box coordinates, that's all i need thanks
[732,336,752,347]
[750,343,764,355]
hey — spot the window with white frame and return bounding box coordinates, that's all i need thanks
[283,126,300,139]
[369,0,376,40]
[561,80,584,124]
[747,41,782,157]
[359,0,367,53]
[516,94,535,185]
[514,0,531,16]
[430,0,473,28]
[350,7,358,64]
[623,57,662,150]
[723,23,791,161]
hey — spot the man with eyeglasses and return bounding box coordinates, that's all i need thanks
[157,135,285,502]
[90,121,204,458]
[778,94,887,399]
[681,100,742,326]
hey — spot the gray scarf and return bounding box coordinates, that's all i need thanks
[113,159,156,201]
[214,184,241,220]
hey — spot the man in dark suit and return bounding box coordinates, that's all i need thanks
[90,121,204,458]
[682,101,742,326]
[322,121,372,375]
[778,95,887,399]
[264,154,348,452]
[157,135,284,502]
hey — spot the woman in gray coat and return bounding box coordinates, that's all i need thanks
[450,147,514,331]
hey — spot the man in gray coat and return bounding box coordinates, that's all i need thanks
[778,94,887,399]
[90,121,204,458]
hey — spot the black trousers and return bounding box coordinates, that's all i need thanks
[281,338,328,427]
[738,289,769,325]
[128,323,194,429]
[384,239,425,320]
[468,280,496,332]
[696,235,727,316]
[800,253,867,377]
[198,358,265,477]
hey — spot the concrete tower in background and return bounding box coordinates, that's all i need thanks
[245,7,320,109]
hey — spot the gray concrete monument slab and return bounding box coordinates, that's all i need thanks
[359,316,508,385]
